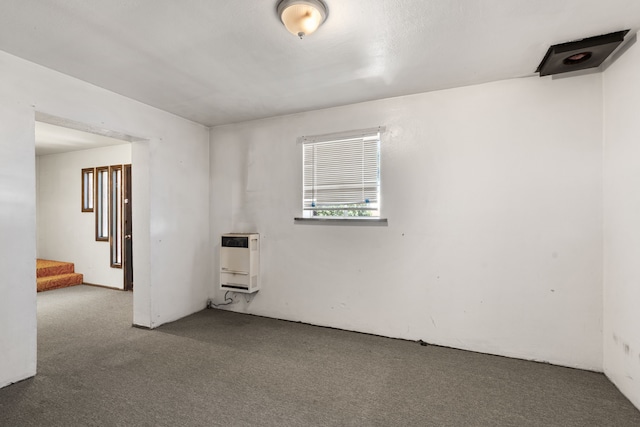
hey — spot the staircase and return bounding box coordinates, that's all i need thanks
[37,259,83,292]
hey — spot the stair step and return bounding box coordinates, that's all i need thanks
[37,273,83,292]
[37,259,75,278]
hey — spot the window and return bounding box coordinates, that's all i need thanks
[81,168,94,212]
[95,166,109,241]
[86,164,127,267]
[301,127,382,218]
[109,165,123,268]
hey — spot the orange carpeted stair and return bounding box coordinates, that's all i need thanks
[37,259,83,292]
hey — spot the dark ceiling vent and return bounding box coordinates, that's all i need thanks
[536,30,629,77]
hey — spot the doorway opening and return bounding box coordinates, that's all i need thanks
[35,113,141,292]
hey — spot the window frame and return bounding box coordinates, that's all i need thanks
[81,167,94,212]
[298,127,384,221]
[95,166,109,241]
[109,165,123,268]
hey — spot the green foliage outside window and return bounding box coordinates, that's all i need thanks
[312,203,375,217]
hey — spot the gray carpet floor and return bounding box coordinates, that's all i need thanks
[0,285,638,426]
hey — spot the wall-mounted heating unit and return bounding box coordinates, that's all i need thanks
[220,233,260,293]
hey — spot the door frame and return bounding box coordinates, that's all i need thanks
[123,164,133,291]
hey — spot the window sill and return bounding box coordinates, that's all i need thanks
[294,217,388,226]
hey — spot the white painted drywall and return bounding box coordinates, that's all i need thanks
[210,74,604,371]
[36,144,131,289]
[132,140,152,326]
[0,103,37,388]
[603,38,640,409]
[0,50,209,388]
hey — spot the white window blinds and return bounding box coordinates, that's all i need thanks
[302,128,382,216]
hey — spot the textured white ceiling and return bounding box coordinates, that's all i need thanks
[35,121,129,156]
[2,0,640,127]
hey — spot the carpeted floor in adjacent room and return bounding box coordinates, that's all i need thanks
[0,285,638,426]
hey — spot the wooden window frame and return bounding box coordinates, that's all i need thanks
[81,168,94,212]
[109,165,123,268]
[95,166,109,242]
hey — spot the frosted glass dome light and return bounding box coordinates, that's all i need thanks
[277,0,328,39]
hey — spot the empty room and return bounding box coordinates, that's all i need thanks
[1,1,640,425]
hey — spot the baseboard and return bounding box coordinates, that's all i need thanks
[83,282,126,291]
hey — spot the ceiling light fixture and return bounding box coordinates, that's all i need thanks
[536,30,629,77]
[277,0,328,39]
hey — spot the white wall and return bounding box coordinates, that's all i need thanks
[603,38,640,409]
[0,103,37,388]
[0,50,209,388]
[210,74,604,371]
[36,144,131,289]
